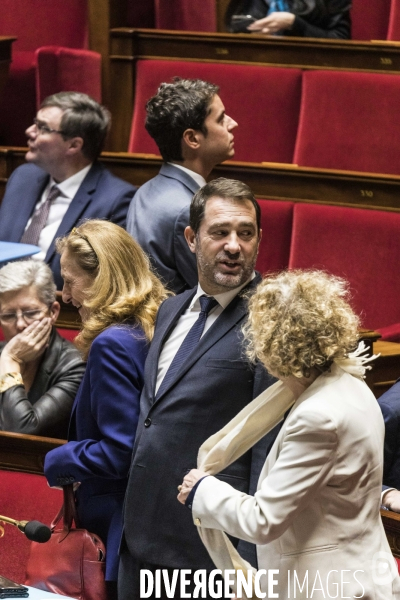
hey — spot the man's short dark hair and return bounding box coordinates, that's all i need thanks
[190,178,261,234]
[40,92,111,161]
[145,78,219,162]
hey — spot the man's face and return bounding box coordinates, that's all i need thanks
[197,95,238,166]
[25,106,71,174]
[185,196,261,295]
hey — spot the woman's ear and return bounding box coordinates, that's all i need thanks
[49,301,61,325]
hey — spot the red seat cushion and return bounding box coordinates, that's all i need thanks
[0,471,62,583]
[294,70,400,175]
[351,0,391,40]
[129,60,302,164]
[256,200,294,275]
[56,328,79,342]
[289,203,400,330]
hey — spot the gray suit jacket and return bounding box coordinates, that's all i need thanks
[126,163,199,294]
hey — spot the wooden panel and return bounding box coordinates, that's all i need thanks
[366,341,400,398]
[0,431,64,475]
[4,148,400,213]
[382,510,400,558]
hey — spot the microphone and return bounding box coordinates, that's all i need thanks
[0,515,51,543]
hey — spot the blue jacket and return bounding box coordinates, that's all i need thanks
[0,162,136,289]
[378,380,400,489]
[44,324,148,581]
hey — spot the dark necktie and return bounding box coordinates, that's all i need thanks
[20,184,60,245]
[156,295,218,399]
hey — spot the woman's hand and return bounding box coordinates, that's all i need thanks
[177,468,208,504]
[247,12,295,34]
[0,318,52,373]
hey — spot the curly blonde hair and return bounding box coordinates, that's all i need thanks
[56,220,169,360]
[243,270,360,378]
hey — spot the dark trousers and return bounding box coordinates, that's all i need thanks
[118,546,226,600]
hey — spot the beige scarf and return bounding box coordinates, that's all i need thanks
[194,342,376,596]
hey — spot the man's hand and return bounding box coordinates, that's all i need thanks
[247,12,295,34]
[0,318,52,373]
[382,489,400,512]
[177,468,208,504]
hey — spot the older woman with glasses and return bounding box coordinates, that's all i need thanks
[0,260,85,438]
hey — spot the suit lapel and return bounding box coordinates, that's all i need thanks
[148,290,195,402]
[159,163,200,195]
[153,281,256,404]
[45,163,102,262]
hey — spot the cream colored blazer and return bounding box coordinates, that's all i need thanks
[193,364,400,599]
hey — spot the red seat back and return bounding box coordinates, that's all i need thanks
[0,0,88,51]
[289,203,400,330]
[351,0,391,40]
[0,471,62,582]
[256,200,294,275]
[35,47,102,106]
[387,0,400,40]
[129,60,302,164]
[293,70,400,175]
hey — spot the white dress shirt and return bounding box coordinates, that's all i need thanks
[155,274,255,394]
[26,164,92,260]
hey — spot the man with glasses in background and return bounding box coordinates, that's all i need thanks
[0,260,85,438]
[0,92,136,288]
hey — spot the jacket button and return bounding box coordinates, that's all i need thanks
[194,518,201,526]
[144,417,152,427]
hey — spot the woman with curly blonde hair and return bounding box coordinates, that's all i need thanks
[44,220,168,600]
[179,270,400,600]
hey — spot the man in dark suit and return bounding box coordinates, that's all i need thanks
[0,92,135,289]
[119,178,275,600]
[127,78,237,294]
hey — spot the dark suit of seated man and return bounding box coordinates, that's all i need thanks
[127,78,237,294]
[0,91,136,289]
[378,380,400,511]
[119,178,277,600]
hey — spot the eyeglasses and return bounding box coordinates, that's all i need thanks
[0,307,50,325]
[32,118,65,136]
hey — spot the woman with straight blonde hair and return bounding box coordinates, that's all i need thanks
[44,220,169,600]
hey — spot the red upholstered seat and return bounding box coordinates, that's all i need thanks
[351,0,391,40]
[387,0,400,40]
[129,60,302,164]
[36,47,101,106]
[0,0,101,146]
[256,200,294,275]
[288,203,400,331]
[154,0,217,31]
[56,328,79,342]
[0,470,62,583]
[293,70,400,175]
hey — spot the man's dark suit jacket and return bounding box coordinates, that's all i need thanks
[0,162,136,288]
[122,275,276,572]
[378,380,400,489]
